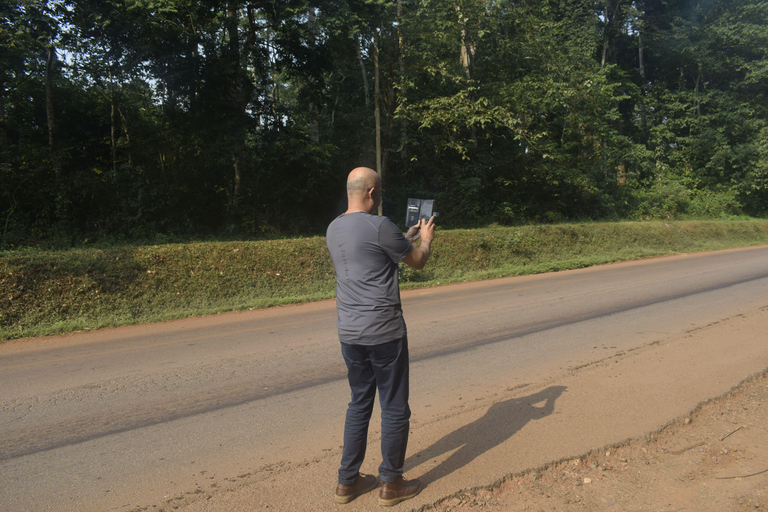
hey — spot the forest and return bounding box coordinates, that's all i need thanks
[2,0,767,247]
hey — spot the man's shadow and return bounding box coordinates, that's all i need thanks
[406,386,566,485]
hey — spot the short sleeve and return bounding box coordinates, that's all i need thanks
[378,217,413,263]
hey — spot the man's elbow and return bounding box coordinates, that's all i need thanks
[403,259,425,270]
[402,251,427,270]
[409,259,426,270]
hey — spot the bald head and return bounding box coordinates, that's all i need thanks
[347,167,380,196]
[345,167,382,215]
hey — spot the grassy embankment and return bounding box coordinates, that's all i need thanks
[2,219,768,341]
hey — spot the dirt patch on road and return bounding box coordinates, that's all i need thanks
[428,370,768,512]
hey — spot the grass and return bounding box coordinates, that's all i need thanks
[2,219,768,341]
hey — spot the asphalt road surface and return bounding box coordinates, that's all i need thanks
[2,246,768,511]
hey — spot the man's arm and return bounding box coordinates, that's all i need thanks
[402,217,436,270]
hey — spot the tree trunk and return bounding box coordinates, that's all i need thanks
[601,0,610,68]
[397,0,407,160]
[374,29,383,216]
[694,63,702,117]
[226,6,246,202]
[265,26,280,130]
[307,8,320,144]
[117,106,133,167]
[357,35,371,107]
[458,17,474,79]
[111,90,117,174]
[638,28,648,143]
[0,83,7,149]
[456,5,477,146]
[233,144,243,200]
[45,46,56,148]
[638,30,646,81]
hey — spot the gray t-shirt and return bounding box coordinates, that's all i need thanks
[326,212,414,345]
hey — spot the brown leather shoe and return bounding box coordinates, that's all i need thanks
[378,476,422,506]
[334,473,378,504]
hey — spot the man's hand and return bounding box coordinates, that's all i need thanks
[402,216,436,270]
[419,216,436,244]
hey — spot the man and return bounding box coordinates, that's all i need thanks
[326,167,436,506]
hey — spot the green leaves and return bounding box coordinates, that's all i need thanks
[3,0,768,247]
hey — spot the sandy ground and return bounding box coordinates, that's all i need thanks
[430,369,768,512]
[165,301,768,512]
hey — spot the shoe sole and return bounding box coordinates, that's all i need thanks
[378,484,422,506]
[334,494,356,504]
[334,494,355,504]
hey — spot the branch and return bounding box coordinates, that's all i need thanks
[670,441,705,455]
[716,468,768,480]
[720,426,744,441]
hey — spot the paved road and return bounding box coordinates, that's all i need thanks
[1,246,768,511]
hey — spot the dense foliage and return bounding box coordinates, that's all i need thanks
[2,0,767,246]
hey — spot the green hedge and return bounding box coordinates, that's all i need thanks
[3,220,768,341]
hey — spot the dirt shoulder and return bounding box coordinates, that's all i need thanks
[431,369,768,512]
[169,299,768,512]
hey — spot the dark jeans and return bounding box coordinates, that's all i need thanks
[338,336,411,485]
